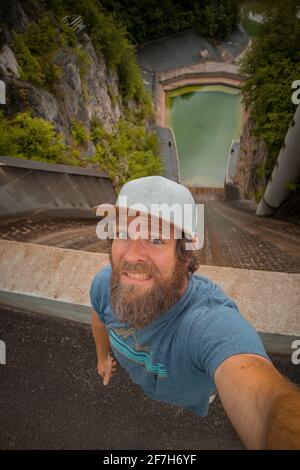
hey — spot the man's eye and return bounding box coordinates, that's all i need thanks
[149,238,163,245]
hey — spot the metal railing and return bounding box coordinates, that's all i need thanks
[62,15,86,35]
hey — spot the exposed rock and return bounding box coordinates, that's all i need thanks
[0,45,20,79]
[82,37,121,131]
[86,140,96,157]
[54,47,89,134]
[0,0,132,163]
[4,78,61,124]
[233,114,268,201]
[2,21,125,155]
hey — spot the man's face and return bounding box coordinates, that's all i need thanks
[109,214,189,330]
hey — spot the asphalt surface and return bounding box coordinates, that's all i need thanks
[0,306,299,450]
[137,28,249,73]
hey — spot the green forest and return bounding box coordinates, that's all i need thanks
[100,0,240,43]
[239,0,300,192]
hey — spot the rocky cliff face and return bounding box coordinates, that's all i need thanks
[52,36,122,136]
[233,113,269,202]
[0,1,124,157]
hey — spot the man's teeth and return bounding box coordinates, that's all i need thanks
[126,272,151,280]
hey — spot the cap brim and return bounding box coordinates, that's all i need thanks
[91,203,198,244]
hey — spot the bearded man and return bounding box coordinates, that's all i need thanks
[90,176,300,450]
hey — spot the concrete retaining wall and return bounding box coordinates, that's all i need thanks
[224,140,241,202]
[0,239,299,354]
[0,156,117,219]
[155,126,179,182]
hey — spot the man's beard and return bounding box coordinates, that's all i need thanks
[109,254,189,330]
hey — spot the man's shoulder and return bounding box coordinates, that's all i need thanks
[177,273,241,336]
[90,264,112,314]
[92,264,112,285]
[190,272,239,312]
[92,264,111,290]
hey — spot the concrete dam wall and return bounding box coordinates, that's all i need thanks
[0,156,117,219]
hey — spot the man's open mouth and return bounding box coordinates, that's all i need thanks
[122,271,153,282]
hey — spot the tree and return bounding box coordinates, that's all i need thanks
[239,0,300,172]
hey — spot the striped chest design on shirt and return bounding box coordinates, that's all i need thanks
[108,327,168,378]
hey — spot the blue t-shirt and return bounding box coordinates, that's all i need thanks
[90,264,270,416]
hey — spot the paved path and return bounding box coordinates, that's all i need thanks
[197,201,300,273]
[0,306,299,450]
[1,200,299,273]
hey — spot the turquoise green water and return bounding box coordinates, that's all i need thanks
[166,85,242,188]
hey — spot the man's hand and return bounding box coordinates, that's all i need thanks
[91,310,117,385]
[97,353,117,386]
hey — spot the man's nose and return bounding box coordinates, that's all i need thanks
[123,237,148,263]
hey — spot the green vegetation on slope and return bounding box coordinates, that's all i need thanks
[12,13,76,89]
[0,111,163,192]
[90,118,163,191]
[3,0,162,186]
[12,1,151,107]
[45,0,152,107]
[239,0,300,180]
[0,111,84,166]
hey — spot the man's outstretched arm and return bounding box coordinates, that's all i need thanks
[214,354,300,449]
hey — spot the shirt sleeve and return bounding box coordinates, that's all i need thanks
[89,265,111,324]
[187,304,271,384]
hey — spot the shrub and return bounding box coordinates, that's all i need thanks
[71,119,90,145]
[0,111,83,165]
[12,32,45,87]
[89,118,163,191]
[12,13,69,88]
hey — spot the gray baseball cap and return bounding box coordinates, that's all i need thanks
[92,175,198,242]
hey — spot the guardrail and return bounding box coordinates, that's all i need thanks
[62,15,86,35]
